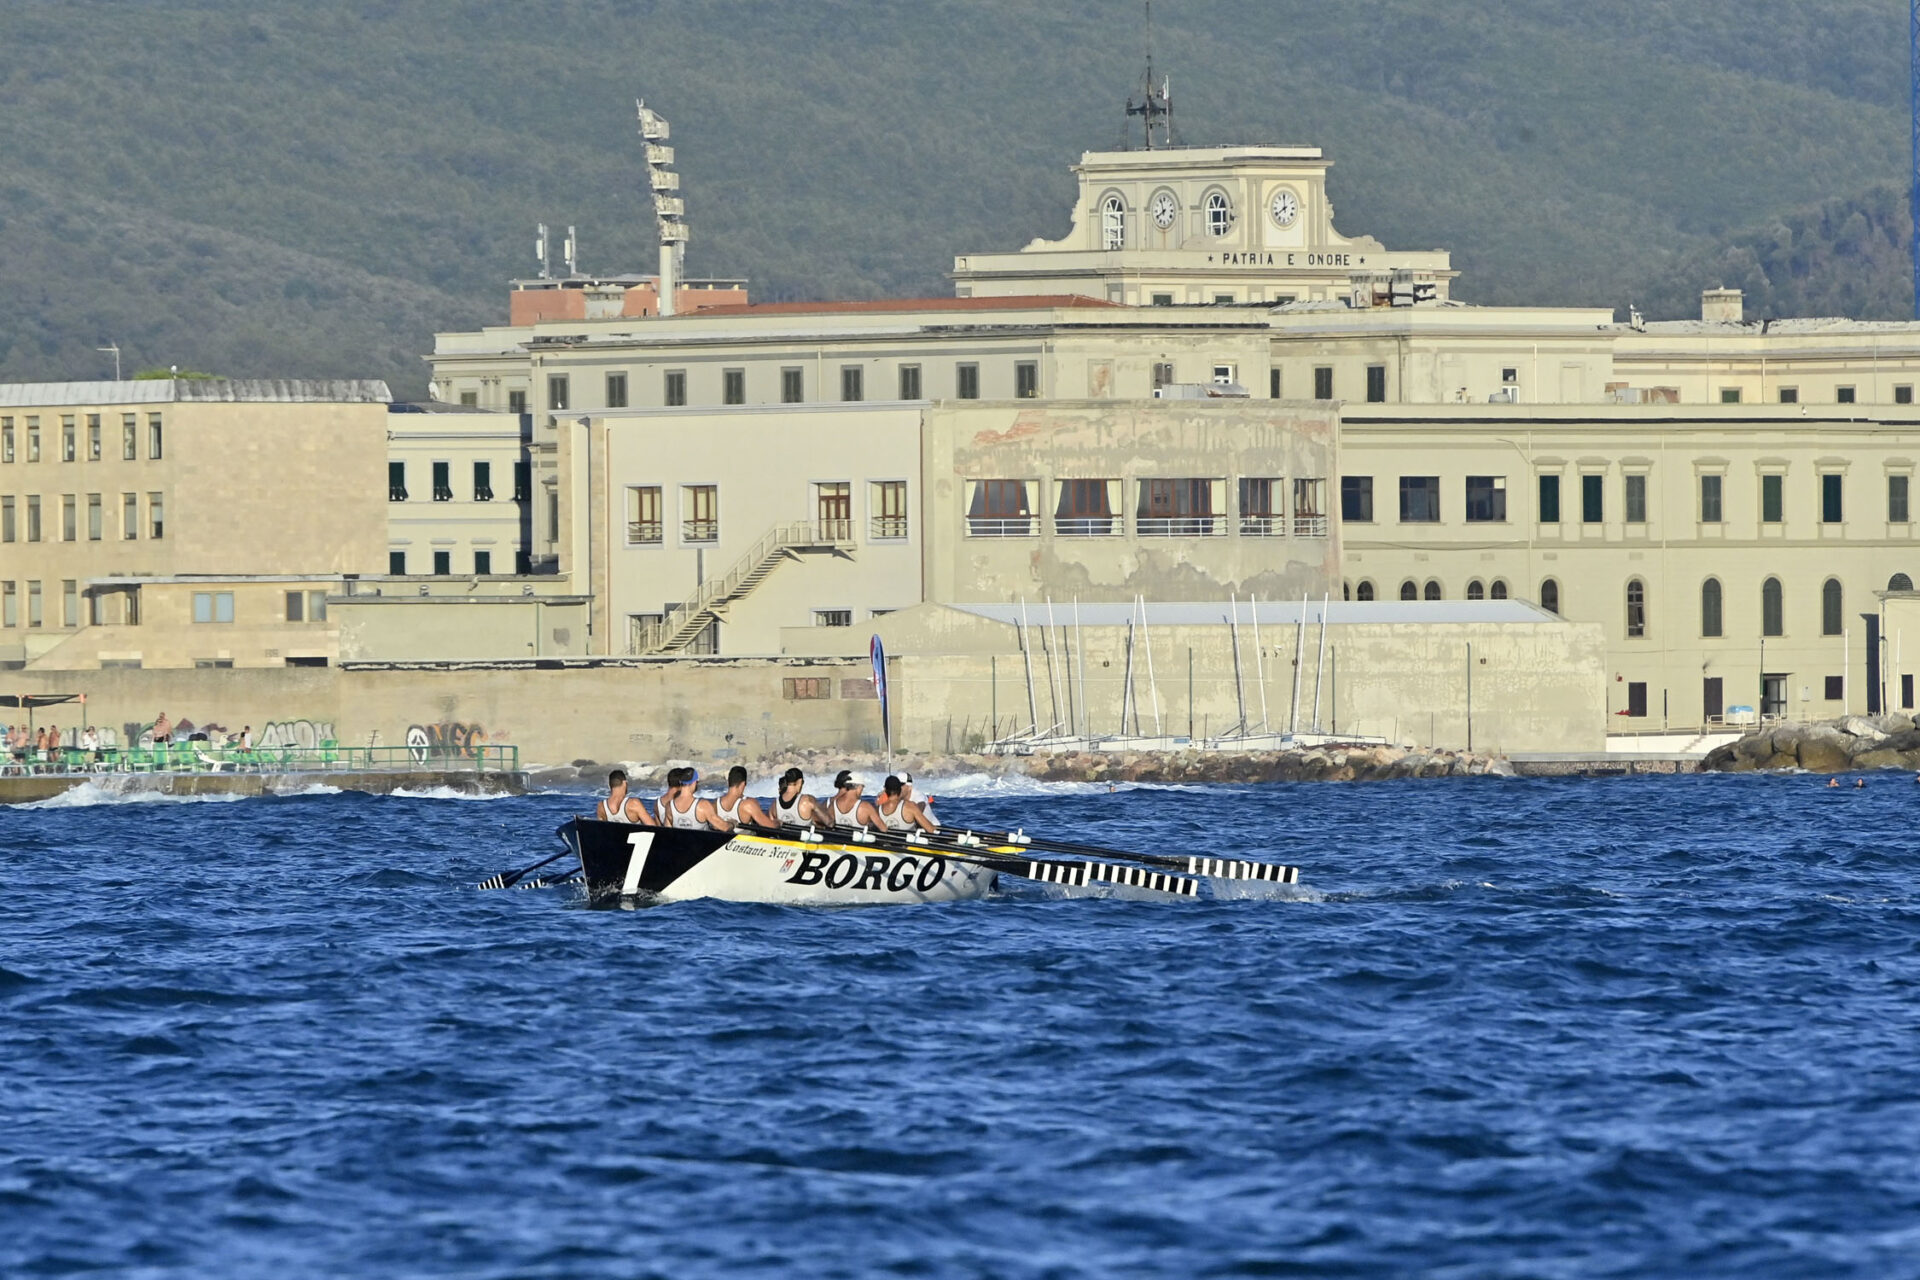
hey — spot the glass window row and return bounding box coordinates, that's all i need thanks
[0,492,163,542]
[964,476,1327,538]
[1,413,163,464]
[1341,469,1907,526]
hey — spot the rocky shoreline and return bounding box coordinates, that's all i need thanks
[1702,714,1920,774]
[528,742,1515,791]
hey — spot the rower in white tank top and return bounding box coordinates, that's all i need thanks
[667,793,706,829]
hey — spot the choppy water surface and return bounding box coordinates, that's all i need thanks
[6,773,1920,1277]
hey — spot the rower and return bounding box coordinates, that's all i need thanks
[714,765,773,832]
[897,773,941,832]
[875,775,938,833]
[825,769,879,829]
[659,766,727,832]
[771,768,826,827]
[595,768,653,824]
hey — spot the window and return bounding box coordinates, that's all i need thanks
[870,480,908,539]
[1821,473,1843,524]
[722,368,746,405]
[1313,366,1334,399]
[783,677,831,700]
[194,658,234,670]
[1541,578,1560,614]
[1779,387,1799,404]
[27,580,41,627]
[1398,476,1440,523]
[1704,676,1724,721]
[1907,674,1917,709]
[459,391,479,407]
[1292,479,1328,538]
[957,364,980,399]
[1893,573,1915,592]
[1626,578,1647,638]
[1137,478,1223,536]
[474,550,491,576]
[1213,294,1235,306]
[121,414,136,459]
[1270,368,1281,399]
[27,419,40,462]
[26,495,40,542]
[1151,362,1175,390]
[1762,577,1784,636]
[1,581,11,627]
[1825,675,1845,701]
[286,591,305,622]
[86,493,100,541]
[1898,385,1915,405]
[473,461,493,501]
[389,550,406,575]
[1212,364,1236,385]
[1340,476,1374,523]
[1625,474,1647,525]
[192,591,234,624]
[508,389,528,415]
[627,486,663,544]
[147,413,162,460]
[1,418,11,463]
[1720,387,1742,404]
[1101,195,1126,250]
[1151,292,1174,306]
[664,370,686,407]
[1581,474,1604,523]
[1365,365,1386,403]
[1467,580,1485,601]
[1015,362,1039,398]
[606,373,628,409]
[513,461,531,502]
[1891,475,1911,522]
[1822,578,1843,636]
[1762,473,1784,523]
[1400,580,1418,601]
[122,492,137,539]
[815,481,852,540]
[432,461,453,502]
[87,416,100,461]
[1356,581,1375,601]
[1424,580,1442,601]
[1539,474,1561,523]
[1205,191,1232,235]
[1237,478,1281,536]
[1490,580,1509,600]
[840,366,863,402]
[433,550,452,576]
[547,375,569,411]
[883,364,918,402]
[387,461,407,501]
[966,479,1035,536]
[814,609,853,628]
[1464,476,1506,522]
[1699,474,1723,523]
[547,491,559,542]
[0,496,10,542]
[1627,682,1648,717]
[1701,578,1723,637]
[61,417,75,462]
[1502,367,1518,385]
[1838,386,1856,404]
[682,484,718,543]
[148,492,163,539]
[57,579,75,628]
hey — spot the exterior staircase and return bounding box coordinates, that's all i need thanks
[634,519,854,654]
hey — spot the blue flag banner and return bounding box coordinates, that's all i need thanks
[870,634,890,757]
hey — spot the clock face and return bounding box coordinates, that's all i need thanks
[1269,188,1299,228]
[1150,191,1178,229]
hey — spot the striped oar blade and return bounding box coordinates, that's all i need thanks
[1182,856,1300,884]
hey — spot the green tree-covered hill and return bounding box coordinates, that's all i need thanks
[0,0,1914,397]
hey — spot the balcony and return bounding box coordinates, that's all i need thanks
[815,517,854,543]
[627,521,663,546]
[682,519,719,544]
[1292,515,1329,538]
[1053,516,1119,537]
[1239,514,1283,537]
[1138,516,1223,537]
[966,516,1036,538]
[870,515,908,540]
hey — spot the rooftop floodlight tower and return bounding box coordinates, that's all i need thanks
[638,99,689,316]
[1123,1,1173,150]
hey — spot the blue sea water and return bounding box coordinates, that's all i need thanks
[5,772,1920,1278]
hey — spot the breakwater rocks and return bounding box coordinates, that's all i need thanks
[529,743,1514,790]
[1702,715,1920,774]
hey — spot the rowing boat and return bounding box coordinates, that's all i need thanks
[563,818,997,905]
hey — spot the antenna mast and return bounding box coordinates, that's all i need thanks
[1124,1,1173,150]
[638,99,690,316]
[535,222,549,279]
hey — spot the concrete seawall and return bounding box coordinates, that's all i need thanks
[0,769,524,806]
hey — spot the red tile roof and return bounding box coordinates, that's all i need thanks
[668,294,1122,318]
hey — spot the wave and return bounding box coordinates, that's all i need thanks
[891,773,1213,799]
[383,785,518,801]
[14,781,250,809]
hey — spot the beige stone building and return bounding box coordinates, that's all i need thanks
[385,405,531,578]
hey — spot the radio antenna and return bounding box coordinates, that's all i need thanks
[1123,2,1173,150]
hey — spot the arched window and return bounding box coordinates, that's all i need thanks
[1701,577,1723,637]
[1400,579,1419,601]
[1466,579,1485,600]
[1357,580,1376,601]
[1541,578,1560,614]
[1342,580,1352,601]
[1821,578,1843,636]
[1891,572,1914,592]
[1205,191,1232,236]
[1626,578,1646,638]
[1762,577,1784,637]
[1490,580,1509,600]
[1424,580,1442,601]
[1101,195,1126,251]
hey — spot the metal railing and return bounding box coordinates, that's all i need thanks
[632,518,841,653]
[682,519,719,544]
[870,515,908,540]
[1053,516,1120,537]
[966,516,1036,537]
[1292,514,1330,538]
[1,743,520,778]
[1137,516,1223,537]
[627,520,663,545]
[1239,514,1284,537]
[815,517,853,542]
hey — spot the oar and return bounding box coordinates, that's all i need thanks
[948,825,1300,885]
[478,824,577,890]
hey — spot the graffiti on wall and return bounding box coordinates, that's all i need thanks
[406,722,490,763]
[258,720,336,750]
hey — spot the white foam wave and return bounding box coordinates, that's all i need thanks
[269,783,344,799]
[14,781,250,809]
[384,785,517,801]
[894,772,1213,800]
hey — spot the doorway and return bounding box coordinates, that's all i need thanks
[1761,674,1788,719]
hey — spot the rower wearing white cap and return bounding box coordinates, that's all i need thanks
[875,774,940,833]
[826,769,883,830]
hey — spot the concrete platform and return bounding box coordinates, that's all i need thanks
[1509,754,1701,778]
[0,769,526,806]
